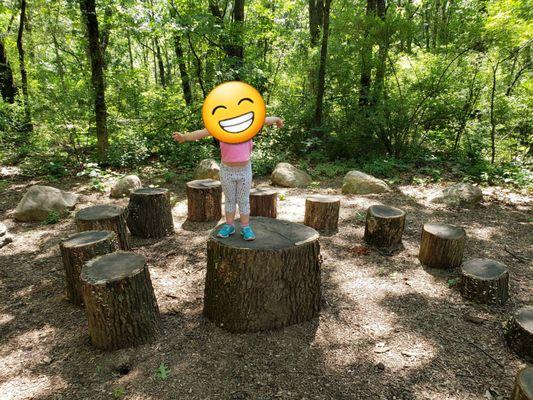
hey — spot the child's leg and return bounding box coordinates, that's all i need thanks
[236,162,253,226]
[220,165,238,225]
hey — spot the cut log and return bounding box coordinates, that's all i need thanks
[186,179,222,222]
[418,222,466,269]
[303,195,340,233]
[363,204,406,250]
[250,187,278,218]
[76,204,131,250]
[459,258,509,305]
[204,217,322,333]
[126,188,174,238]
[505,306,533,362]
[59,230,118,306]
[512,367,533,400]
[80,251,161,350]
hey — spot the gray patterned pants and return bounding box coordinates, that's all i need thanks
[219,161,253,215]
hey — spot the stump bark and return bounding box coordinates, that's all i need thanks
[303,195,340,234]
[418,222,466,269]
[459,258,509,305]
[126,188,174,238]
[76,204,131,250]
[250,187,278,218]
[505,306,533,362]
[186,179,222,222]
[59,230,118,306]
[363,204,406,250]
[512,367,533,400]
[204,217,322,333]
[80,251,160,350]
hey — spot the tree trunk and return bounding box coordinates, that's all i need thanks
[459,258,509,305]
[155,37,166,87]
[75,204,131,250]
[511,367,533,400]
[126,188,174,238]
[186,179,222,222]
[313,0,332,128]
[372,0,388,104]
[227,0,245,77]
[304,195,340,233]
[17,0,32,131]
[359,0,377,107]
[127,30,134,70]
[489,62,499,164]
[504,306,533,362]
[250,187,278,218]
[418,222,466,269]
[204,217,322,333]
[0,40,17,103]
[174,34,193,106]
[364,204,405,251]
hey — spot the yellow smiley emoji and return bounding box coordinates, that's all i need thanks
[202,81,266,144]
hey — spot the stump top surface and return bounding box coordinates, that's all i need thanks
[250,187,278,196]
[210,217,319,250]
[81,251,146,285]
[461,258,508,280]
[62,230,115,248]
[306,194,340,203]
[518,367,533,397]
[187,179,221,189]
[369,204,405,218]
[515,306,533,332]
[424,222,465,239]
[131,187,168,195]
[76,204,124,221]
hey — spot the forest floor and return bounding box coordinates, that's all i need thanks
[0,165,531,400]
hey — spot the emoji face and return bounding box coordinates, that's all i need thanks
[202,81,266,144]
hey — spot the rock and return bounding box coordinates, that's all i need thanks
[431,183,483,207]
[0,223,6,236]
[0,235,13,249]
[110,175,142,198]
[341,171,390,194]
[13,185,78,222]
[270,162,312,188]
[194,159,220,180]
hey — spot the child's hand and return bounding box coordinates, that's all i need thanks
[274,117,284,128]
[172,132,187,144]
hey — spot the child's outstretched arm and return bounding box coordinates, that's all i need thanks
[172,128,211,143]
[264,116,284,128]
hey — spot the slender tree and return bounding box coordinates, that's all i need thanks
[313,0,332,129]
[17,0,32,131]
[0,40,17,103]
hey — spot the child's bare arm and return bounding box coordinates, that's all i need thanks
[172,128,211,143]
[264,116,284,128]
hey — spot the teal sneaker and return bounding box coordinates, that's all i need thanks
[217,224,235,238]
[240,225,256,241]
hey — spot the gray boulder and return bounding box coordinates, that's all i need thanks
[0,223,12,249]
[271,162,312,188]
[110,175,142,198]
[341,171,390,194]
[13,185,78,222]
[194,158,220,180]
[431,182,483,207]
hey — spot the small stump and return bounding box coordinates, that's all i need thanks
[76,204,131,250]
[186,179,222,222]
[512,367,533,400]
[363,204,405,251]
[126,188,174,238]
[204,217,321,333]
[505,306,533,362]
[304,195,340,234]
[459,258,509,305]
[59,230,118,306]
[250,187,278,218]
[418,222,466,269]
[81,252,160,350]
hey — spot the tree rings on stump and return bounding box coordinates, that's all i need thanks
[304,195,340,234]
[59,230,118,306]
[76,204,131,250]
[363,204,405,251]
[80,251,161,350]
[505,306,533,362]
[250,187,278,218]
[204,217,321,333]
[459,258,509,305]
[418,222,466,269]
[186,179,222,222]
[126,188,174,238]
[512,367,533,400]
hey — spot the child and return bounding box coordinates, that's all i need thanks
[172,115,283,240]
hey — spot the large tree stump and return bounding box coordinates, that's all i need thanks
[459,258,509,305]
[76,204,131,250]
[363,204,406,250]
[512,367,533,400]
[186,179,222,222]
[250,187,278,218]
[80,251,161,350]
[126,188,174,238]
[204,217,321,333]
[304,195,340,233]
[418,222,466,269]
[505,306,533,362]
[59,230,118,306]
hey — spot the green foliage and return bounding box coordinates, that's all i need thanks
[42,211,61,225]
[113,387,125,398]
[155,363,170,380]
[76,163,110,192]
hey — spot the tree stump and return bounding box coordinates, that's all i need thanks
[418,222,466,269]
[250,187,278,218]
[459,258,509,305]
[512,367,533,400]
[505,306,533,362]
[186,179,222,222]
[80,251,160,350]
[59,230,118,306]
[126,188,174,238]
[303,195,340,233]
[76,204,131,250]
[204,217,321,333]
[363,204,406,250]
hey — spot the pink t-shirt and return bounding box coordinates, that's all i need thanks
[220,140,253,164]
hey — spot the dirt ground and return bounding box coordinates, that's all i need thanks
[0,167,531,400]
